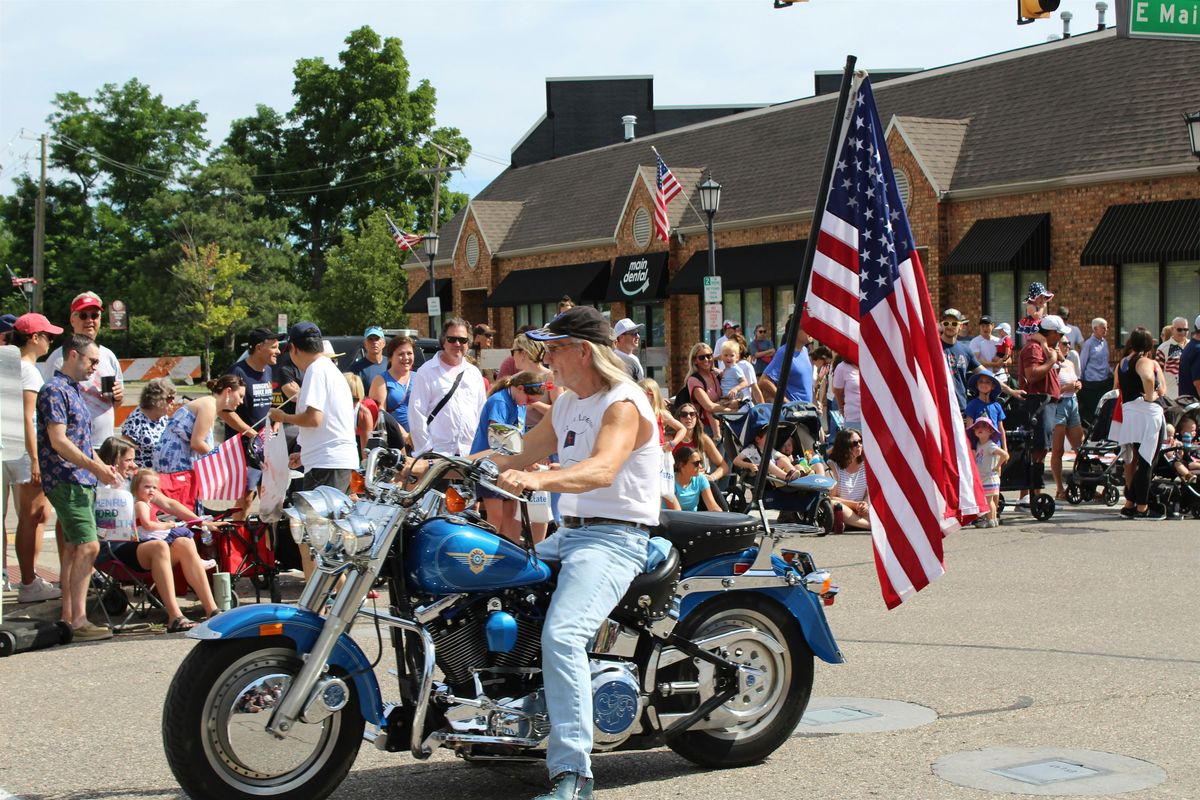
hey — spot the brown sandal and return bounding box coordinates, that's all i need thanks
[167,616,196,633]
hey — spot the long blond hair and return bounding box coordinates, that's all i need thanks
[580,340,634,391]
[638,378,665,417]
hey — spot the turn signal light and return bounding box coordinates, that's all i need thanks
[445,486,469,513]
[259,623,284,637]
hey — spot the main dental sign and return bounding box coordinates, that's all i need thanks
[1118,0,1200,39]
[606,253,668,303]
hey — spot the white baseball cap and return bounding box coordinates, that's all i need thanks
[611,318,643,339]
[1039,314,1070,334]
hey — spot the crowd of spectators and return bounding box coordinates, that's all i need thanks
[3,282,1197,635]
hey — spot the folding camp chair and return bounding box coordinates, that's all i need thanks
[207,517,281,604]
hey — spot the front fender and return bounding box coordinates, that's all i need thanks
[679,551,844,664]
[188,604,384,725]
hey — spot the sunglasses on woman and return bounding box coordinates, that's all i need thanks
[689,459,703,466]
[678,410,697,418]
[696,353,713,361]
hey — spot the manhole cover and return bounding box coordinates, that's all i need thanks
[934,747,1166,795]
[795,697,937,735]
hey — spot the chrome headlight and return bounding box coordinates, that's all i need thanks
[283,507,306,544]
[331,516,375,558]
[292,486,353,523]
[307,518,333,551]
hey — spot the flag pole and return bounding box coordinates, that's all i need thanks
[751,54,858,509]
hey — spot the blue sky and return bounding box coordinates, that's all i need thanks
[0,0,1108,199]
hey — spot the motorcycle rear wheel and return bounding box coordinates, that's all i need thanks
[162,637,364,800]
[665,595,813,768]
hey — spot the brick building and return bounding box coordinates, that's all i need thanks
[406,30,1200,388]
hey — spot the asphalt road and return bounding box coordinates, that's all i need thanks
[2,500,1197,800]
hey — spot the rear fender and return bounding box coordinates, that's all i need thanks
[679,551,844,664]
[188,603,384,725]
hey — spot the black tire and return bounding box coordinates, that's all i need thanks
[814,498,834,536]
[1103,485,1121,507]
[1031,493,1056,521]
[162,637,364,800]
[1065,483,1083,505]
[664,595,813,769]
[0,630,16,658]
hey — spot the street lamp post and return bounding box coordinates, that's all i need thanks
[1185,110,1200,171]
[423,232,440,338]
[698,178,722,345]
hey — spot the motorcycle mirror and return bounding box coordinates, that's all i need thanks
[487,422,524,455]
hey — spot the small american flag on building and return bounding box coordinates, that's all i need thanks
[195,434,248,503]
[803,75,987,609]
[385,213,423,252]
[653,153,681,242]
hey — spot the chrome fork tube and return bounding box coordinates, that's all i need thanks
[267,569,373,738]
[298,567,339,613]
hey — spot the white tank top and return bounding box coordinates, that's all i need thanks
[552,379,662,527]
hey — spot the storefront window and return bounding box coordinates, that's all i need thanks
[774,286,795,345]
[631,302,667,385]
[515,302,558,331]
[1118,261,1200,343]
[985,269,1047,328]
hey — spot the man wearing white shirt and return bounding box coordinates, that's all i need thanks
[408,317,487,456]
[969,315,1002,373]
[42,291,124,451]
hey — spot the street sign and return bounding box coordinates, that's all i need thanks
[702,275,723,304]
[276,313,288,334]
[109,300,127,331]
[427,296,442,317]
[1117,0,1200,39]
[704,303,723,331]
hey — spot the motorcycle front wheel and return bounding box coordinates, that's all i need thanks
[162,637,365,800]
[665,595,813,768]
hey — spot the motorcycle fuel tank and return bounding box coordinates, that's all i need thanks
[407,517,552,594]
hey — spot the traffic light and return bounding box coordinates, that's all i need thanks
[1018,0,1060,24]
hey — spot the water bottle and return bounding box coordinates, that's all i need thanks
[213,572,232,611]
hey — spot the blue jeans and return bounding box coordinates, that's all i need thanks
[535,524,650,779]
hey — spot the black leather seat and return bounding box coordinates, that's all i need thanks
[614,545,680,623]
[653,510,763,568]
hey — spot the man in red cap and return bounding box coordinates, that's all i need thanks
[42,291,124,451]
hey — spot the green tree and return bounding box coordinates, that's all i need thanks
[225,25,470,288]
[171,242,250,380]
[314,210,411,334]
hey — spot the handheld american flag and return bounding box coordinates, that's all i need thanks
[803,75,987,609]
[195,434,248,503]
[653,152,681,242]
[385,213,423,252]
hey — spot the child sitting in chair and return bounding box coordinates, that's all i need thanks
[734,428,811,484]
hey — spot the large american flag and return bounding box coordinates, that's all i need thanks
[653,153,681,242]
[385,212,423,252]
[195,434,248,503]
[803,76,986,609]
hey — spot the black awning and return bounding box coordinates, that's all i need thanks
[667,240,807,294]
[943,213,1050,275]
[485,261,610,307]
[606,252,669,302]
[1080,199,1200,266]
[402,278,453,314]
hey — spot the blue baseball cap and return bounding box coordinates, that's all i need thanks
[287,321,322,345]
[0,313,16,333]
[363,326,385,339]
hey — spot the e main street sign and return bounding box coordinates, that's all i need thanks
[1117,0,1200,39]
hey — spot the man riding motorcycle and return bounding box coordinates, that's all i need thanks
[493,305,660,800]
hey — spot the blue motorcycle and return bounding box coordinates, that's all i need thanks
[162,448,843,800]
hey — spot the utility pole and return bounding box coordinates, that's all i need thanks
[32,134,47,312]
[414,141,461,337]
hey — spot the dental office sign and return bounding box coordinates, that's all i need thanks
[608,253,667,303]
[1118,0,1200,39]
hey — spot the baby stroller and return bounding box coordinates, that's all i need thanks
[1066,390,1124,506]
[997,394,1056,521]
[715,403,836,533]
[1150,399,1200,519]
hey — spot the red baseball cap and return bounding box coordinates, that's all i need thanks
[14,313,64,336]
[70,291,103,312]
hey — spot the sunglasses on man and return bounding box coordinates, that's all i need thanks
[445,336,470,345]
[76,311,101,320]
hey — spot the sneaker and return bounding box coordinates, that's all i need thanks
[988,519,1000,528]
[1134,507,1166,521]
[1119,506,1137,519]
[72,622,113,642]
[1015,497,1031,509]
[534,773,594,800]
[17,575,62,603]
[200,558,217,571]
